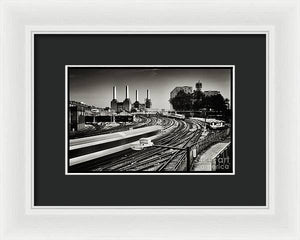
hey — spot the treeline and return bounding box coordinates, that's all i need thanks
[170,90,229,112]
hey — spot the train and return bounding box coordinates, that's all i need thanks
[190,117,226,130]
[207,119,226,130]
[131,138,154,151]
[162,113,185,120]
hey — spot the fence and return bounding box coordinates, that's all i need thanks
[177,128,231,171]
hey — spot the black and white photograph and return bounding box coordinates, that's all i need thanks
[67,66,234,174]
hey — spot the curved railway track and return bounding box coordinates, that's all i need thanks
[70,115,229,172]
[86,117,205,172]
[70,115,161,139]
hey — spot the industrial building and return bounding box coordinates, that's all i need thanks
[110,86,152,112]
[69,101,86,131]
[145,89,152,109]
[69,85,154,132]
[111,86,132,112]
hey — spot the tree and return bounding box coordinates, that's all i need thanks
[224,98,230,110]
[192,90,205,111]
[170,90,227,114]
[170,90,193,111]
[202,94,227,112]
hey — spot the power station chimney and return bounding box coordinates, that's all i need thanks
[136,89,139,102]
[123,85,131,112]
[145,89,152,109]
[113,86,117,100]
[111,86,118,111]
[125,85,129,99]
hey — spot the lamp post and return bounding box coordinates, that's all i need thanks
[186,146,191,172]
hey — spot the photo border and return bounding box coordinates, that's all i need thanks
[65,65,235,176]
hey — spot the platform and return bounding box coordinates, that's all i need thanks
[193,141,231,171]
[69,125,162,166]
[70,125,162,149]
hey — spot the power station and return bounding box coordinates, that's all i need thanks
[110,86,152,112]
[145,89,152,109]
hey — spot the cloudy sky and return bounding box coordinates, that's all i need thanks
[69,67,232,110]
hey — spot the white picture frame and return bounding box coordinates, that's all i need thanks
[1,0,299,239]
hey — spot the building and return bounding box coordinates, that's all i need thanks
[138,103,146,111]
[110,86,131,112]
[110,86,118,111]
[110,86,152,112]
[195,81,202,91]
[170,86,193,110]
[171,83,220,99]
[133,89,140,109]
[69,101,86,131]
[122,85,132,112]
[145,89,152,109]
[169,82,224,110]
[170,86,193,99]
[203,91,220,97]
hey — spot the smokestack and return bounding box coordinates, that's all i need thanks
[125,85,129,99]
[147,89,150,99]
[113,86,116,99]
[136,89,139,102]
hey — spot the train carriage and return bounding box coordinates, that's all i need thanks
[207,119,226,130]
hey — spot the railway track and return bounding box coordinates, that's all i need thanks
[88,117,203,172]
[71,117,176,172]
[70,116,229,172]
[69,115,157,139]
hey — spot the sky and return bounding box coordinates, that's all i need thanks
[69,67,232,110]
